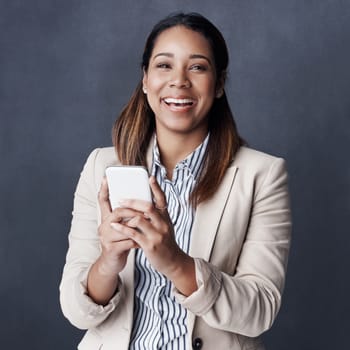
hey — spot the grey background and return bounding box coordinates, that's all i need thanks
[1,0,349,349]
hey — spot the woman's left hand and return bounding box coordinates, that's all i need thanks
[113,176,197,295]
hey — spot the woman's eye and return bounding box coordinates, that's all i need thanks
[190,64,206,71]
[156,63,171,69]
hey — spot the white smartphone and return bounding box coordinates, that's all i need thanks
[105,166,152,210]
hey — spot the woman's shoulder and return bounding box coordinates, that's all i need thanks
[80,147,121,188]
[229,146,289,197]
[234,146,285,164]
[232,146,287,176]
[86,146,120,167]
[82,147,119,170]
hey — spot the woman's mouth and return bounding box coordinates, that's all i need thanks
[163,97,195,108]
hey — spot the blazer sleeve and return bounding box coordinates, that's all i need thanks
[59,149,123,330]
[173,157,292,337]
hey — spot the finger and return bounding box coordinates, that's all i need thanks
[110,207,143,223]
[111,221,147,248]
[98,177,112,220]
[110,238,139,253]
[109,223,132,241]
[149,176,167,211]
[127,215,154,234]
[101,222,141,248]
[118,198,154,215]
[109,220,146,242]
[99,220,128,243]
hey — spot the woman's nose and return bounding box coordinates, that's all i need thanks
[169,68,191,88]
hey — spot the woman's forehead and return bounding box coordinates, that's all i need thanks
[150,26,214,59]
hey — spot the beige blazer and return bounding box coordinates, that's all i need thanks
[60,144,291,350]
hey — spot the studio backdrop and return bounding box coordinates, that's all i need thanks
[0,1,349,349]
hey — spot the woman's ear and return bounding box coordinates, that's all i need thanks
[215,70,226,98]
[216,89,223,98]
[142,69,147,94]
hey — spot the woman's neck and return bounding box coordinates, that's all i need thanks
[156,131,207,179]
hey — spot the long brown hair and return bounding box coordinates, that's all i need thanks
[113,12,243,205]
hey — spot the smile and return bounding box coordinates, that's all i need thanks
[163,97,195,107]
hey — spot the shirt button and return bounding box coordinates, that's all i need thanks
[192,337,203,349]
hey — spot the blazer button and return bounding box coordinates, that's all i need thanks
[193,337,203,349]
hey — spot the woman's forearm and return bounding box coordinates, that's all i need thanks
[87,256,120,306]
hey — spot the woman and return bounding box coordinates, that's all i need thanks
[60,12,291,350]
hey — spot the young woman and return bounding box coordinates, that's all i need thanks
[60,12,291,350]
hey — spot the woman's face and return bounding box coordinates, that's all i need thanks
[143,26,219,140]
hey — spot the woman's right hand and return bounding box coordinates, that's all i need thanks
[86,178,139,305]
[96,177,139,276]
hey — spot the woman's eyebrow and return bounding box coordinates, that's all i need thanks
[153,52,212,65]
[189,54,212,65]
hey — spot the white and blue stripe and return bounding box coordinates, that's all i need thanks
[129,134,209,350]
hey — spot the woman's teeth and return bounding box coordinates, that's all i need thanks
[163,98,194,106]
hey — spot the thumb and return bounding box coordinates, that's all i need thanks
[149,176,167,210]
[98,177,112,220]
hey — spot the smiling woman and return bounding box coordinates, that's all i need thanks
[143,26,217,153]
[60,12,292,350]
[114,14,241,205]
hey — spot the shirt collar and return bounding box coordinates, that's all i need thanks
[152,134,209,180]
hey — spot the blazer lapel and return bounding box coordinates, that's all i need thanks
[189,165,238,261]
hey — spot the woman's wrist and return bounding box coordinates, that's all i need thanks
[166,253,197,296]
[96,255,122,277]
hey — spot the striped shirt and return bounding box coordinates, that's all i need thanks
[129,135,209,350]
